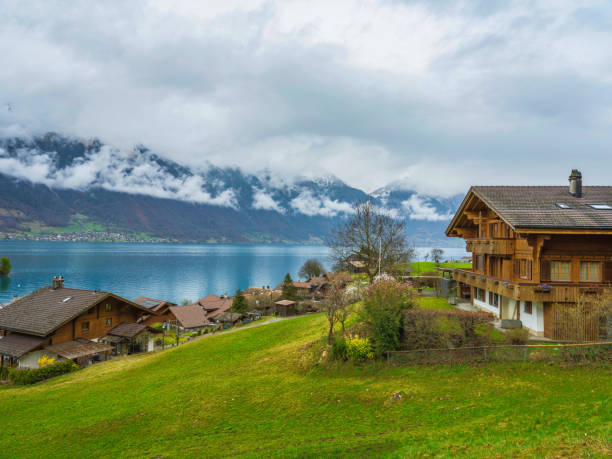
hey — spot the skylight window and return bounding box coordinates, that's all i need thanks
[588,204,612,210]
[555,203,570,209]
[61,296,72,303]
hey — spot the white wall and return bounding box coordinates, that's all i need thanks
[18,350,60,369]
[473,290,500,317]
[519,301,544,335]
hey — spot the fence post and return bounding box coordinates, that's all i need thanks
[484,347,487,362]
[523,346,528,362]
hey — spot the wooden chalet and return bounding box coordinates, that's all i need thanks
[0,277,160,369]
[168,304,210,330]
[134,296,177,326]
[274,300,296,317]
[191,294,233,321]
[447,170,612,341]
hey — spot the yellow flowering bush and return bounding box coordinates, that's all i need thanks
[37,355,55,368]
[346,334,374,361]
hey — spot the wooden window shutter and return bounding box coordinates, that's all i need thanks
[515,259,520,278]
[604,261,612,282]
[527,260,532,280]
[540,260,551,282]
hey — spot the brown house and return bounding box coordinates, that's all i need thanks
[192,294,233,321]
[275,300,296,317]
[168,304,210,330]
[134,296,177,326]
[0,278,158,368]
[447,170,612,341]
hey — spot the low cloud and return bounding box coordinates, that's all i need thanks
[402,195,453,221]
[252,188,284,213]
[0,144,238,208]
[290,190,353,217]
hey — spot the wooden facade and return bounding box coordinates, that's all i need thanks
[447,181,612,341]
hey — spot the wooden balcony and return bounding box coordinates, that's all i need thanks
[465,238,514,256]
[452,269,612,303]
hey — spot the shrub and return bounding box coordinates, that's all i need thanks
[402,309,495,350]
[505,328,530,345]
[8,360,79,385]
[0,366,8,381]
[331,337,348,361]
[37,355,55,368]
[363,280,415,357]
[150,322,164,331]
[346,335,373,361]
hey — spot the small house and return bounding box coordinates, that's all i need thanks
[168,304,210,330]
[274,300,296,317]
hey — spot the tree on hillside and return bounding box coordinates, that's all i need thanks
[181,299,192,306]
[298,258,325,280]
[281,273,298,301]
[430,248,444,266]
[326,200,412,282]
[232,289,249,315]
[321,281,348,344]
[0,257,11,276]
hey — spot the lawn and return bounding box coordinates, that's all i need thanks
[415,296,456,310]
[408,261,472,275]
[0,315,610,458]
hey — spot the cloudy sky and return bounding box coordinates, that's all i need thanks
[2,0,612,196]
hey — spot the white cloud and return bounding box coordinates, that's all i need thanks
[1,1,612,195]
[252,188,284,212]
[402,195,453,222]
[290,190,353,217]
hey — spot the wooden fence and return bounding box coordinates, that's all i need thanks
[386,342,612,365]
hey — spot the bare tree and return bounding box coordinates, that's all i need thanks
[326,200,412,282]
[430,248,444,265]
[321,282,347,344]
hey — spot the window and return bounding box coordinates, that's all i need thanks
[580,261,600,282]
[488,292,499,307]
[105,303,112,312]
[475,288,485,302]
[555,202,570,209]
[81,321,90,331]
[476,255,485,272]
[516,259,533,280]
[524,301,532,314]
[550,261,571,282]
[105,317,112,327]
[489,257,500,277]
[588,204,612,210]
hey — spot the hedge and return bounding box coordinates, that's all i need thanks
[402,309,495,350]
[8,360,79,385]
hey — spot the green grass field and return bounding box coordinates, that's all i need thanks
[0,315,610,458]
[408,261,472,275]
[415,296,456,310]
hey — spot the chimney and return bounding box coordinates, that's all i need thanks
[52,276,58,289]
[569,169,582,198]
[58,276,64,289]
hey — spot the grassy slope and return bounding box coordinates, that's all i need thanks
[415,297,456,310]
[0,315,610,458]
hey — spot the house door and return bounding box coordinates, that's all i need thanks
[543,303,553,339]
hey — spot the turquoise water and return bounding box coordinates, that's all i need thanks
[0,242,466,304]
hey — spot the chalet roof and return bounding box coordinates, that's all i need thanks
[0,286,154,337]
[45,339,113,359]
[325,272,353,284]
[216,312,243,323]
[194,294,232,312]
[169,305,209,329]
[292,282,311,289]
[134,296,175,312]
[448,186,612,234]
[349,260,366,268]
[107,322,159,338]
[275,300,295,306]
[0,333,44,358]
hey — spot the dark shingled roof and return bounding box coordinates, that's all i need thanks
[0,333,45,358]
[107,322,159,338]
[45,339,113,359]
[0,287,154,337]
[0,287,107,336]
[169,305,209,329]
[471,186,612,229]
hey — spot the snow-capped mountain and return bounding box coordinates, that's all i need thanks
[0,133,463,245]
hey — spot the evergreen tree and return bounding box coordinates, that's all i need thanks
[0,257,11,276]
[232,289,248,315]
[281,273,298,301]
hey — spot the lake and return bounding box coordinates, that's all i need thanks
[0,242,467,304]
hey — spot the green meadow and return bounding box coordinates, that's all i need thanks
[0,314,610,458]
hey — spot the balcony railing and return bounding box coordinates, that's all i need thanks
[466,238,514,256]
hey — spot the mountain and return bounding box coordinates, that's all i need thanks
[0,133,463,245]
